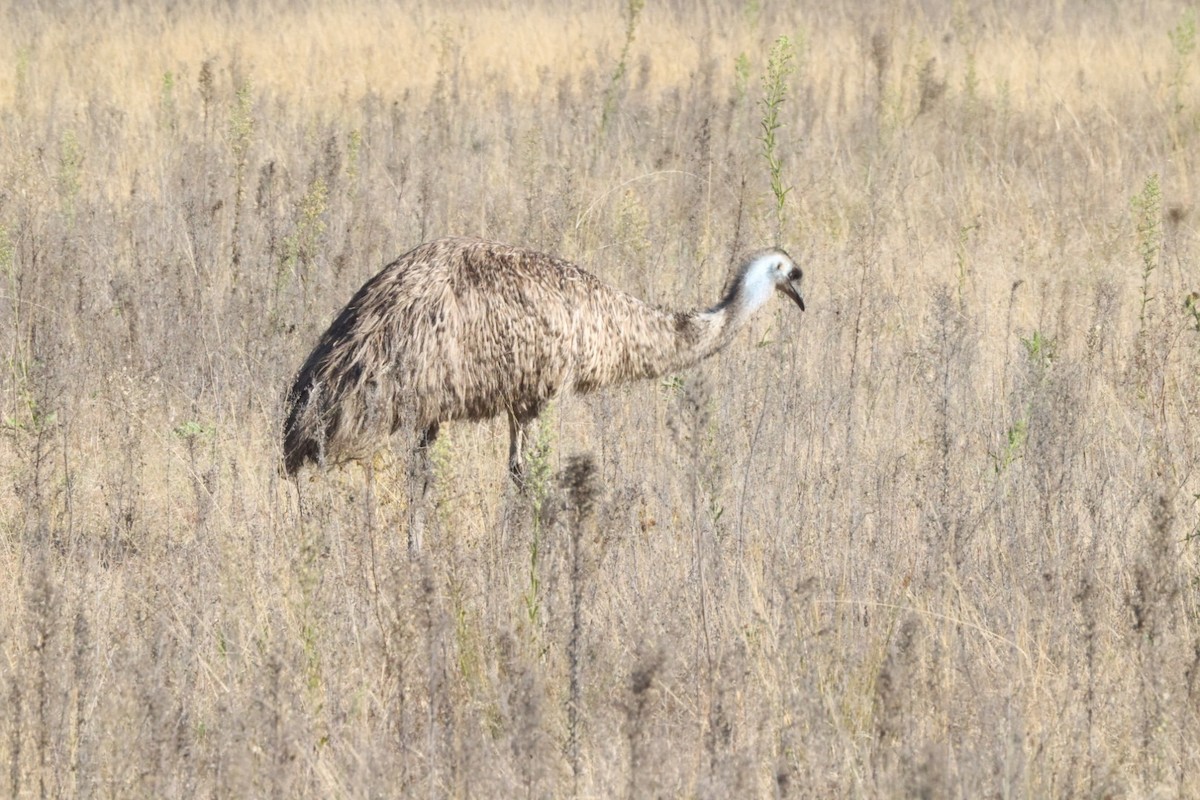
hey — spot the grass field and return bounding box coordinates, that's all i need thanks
[2,0,1199,796]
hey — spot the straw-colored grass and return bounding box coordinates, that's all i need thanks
[2,1,1198,796]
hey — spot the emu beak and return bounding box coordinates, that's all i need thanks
[780,280,806,312]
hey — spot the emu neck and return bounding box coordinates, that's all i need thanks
[572,256,782,392]
[653,269,777,376]
[679,298,758,363]
[698,256,780,350]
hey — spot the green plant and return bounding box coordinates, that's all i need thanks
[760,35,797,238]
[2,393,55,436]
[962,51,980,120]
[733,52,751,104]
[172,420,215,441]
[427,430,455,520]
[742,0,762,27]
[198,58,216,134]
[14,47,30,116]
[600,0,645,137]
[172,420,214,487]
[346,129,362,183]
[1185,291,1200,332]
[955,219,979,304]
[1185,494,1200,559]
[1169,9,1196,116]
[1132,173,1162,335]
[659,374,684,393]
[993,330,1055,475]
[616,188,650,283]
[278,176,328,293]
[0,224,43,438]
[952,0,980,122]
[521,415,555,631]
[1020,328,1056,370]
[295,522,326,731]
[159,71,178,133]
[1,201,49,448]
[0,224,12,287]
[57,129,83,221]
[993,417,1028,474]
[0,222,14,338]
[229,79,255,280]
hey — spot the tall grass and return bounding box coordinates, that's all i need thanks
[1,1,1199,797]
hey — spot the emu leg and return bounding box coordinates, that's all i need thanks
[507,411,540,489]
[406,422,439,553]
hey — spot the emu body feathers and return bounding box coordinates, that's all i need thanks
[283,237,804,480]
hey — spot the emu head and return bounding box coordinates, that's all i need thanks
[771,251,805,311]
[740,248,805,312]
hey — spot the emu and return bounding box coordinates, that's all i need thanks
[283,237,805,486]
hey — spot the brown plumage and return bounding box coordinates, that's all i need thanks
[283,237,805,482]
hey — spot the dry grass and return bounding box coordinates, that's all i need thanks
[2,0,1200,796]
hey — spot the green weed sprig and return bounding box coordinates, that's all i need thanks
[760,35,796,238]
[733,53,751,105]
[1185,292,1200,333]
[57,130,83,223]
[1169,9,1196,116]
[278,176,328,294]
[522,416,554,631]
[158,71,178,134]
[993,329,1057,475]
[1132,173,1162,335]
[229,79,255,281]
[600,0,645,137]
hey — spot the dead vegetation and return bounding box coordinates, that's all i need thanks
[1,0,1198,796]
